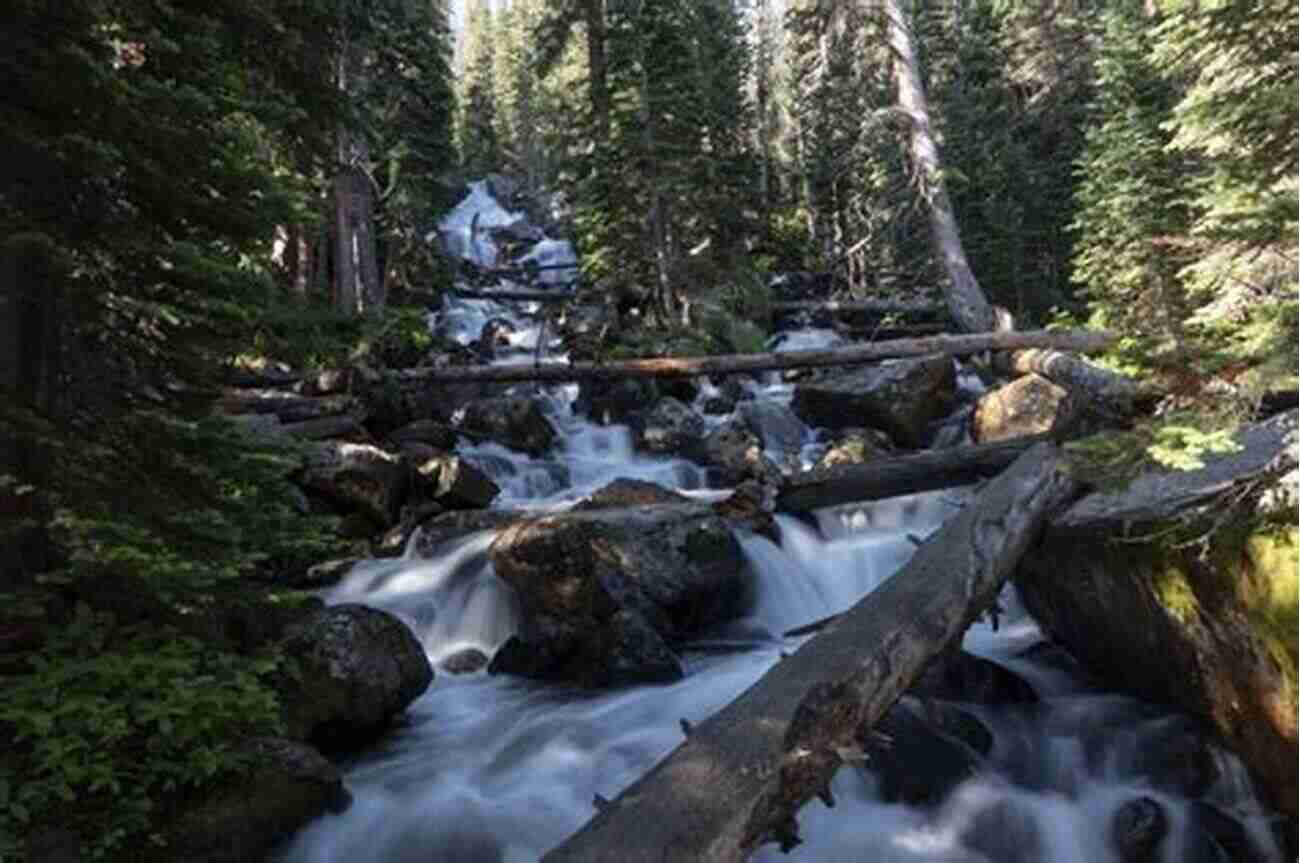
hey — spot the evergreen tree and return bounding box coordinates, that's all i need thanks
[1071,5,1192,360]
[457,0,503,175]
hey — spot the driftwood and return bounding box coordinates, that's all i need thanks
[996,348,1156,420]
[543,444,1078,862]
[770,299,946,320]
[776,435,1049,512]
[450,286,576,303]
[405,329,1114,385]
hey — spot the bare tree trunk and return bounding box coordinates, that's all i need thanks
[885,0,995,334]
[544,444,1078,862]
[333,6,380,315]
[584,0,610,141]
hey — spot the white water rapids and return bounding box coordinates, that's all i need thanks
[278,184,1285,863]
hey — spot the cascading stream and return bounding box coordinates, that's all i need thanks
[278,183,1284,863]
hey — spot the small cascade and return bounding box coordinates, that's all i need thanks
[279,181,1285,863]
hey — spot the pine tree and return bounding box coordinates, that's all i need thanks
[457,0,502,175]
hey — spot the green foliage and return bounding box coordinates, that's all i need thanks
[0,607,284,859]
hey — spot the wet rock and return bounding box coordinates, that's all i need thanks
[791,354,957,447]
[149,737,350,863]
[218,388,356,424]
[973,373,1075,443]
[388,419,459,450]
[629,397,707,457]
[1111,796,1169,863]
[459,396,557,457]
[297,441,407,527]
[373,502,445,558]
[487,504,748,687]
[813,427,893,470]
[401,443,499,509]
[701,394,736,415]
[860,699,988,805]
[442,647,490,675]
[576,378,659,426]
[712,480,779,542]
[737,401,807,460]
[295,558,360,589]
[414,509,524,558]
[1189,801,1274,863]
[576,478,690,510]
[911,649,1038,704]
[296,367,352,396]
[1131,716,1220,797]
[697,421,784,487]
[279,604,433,750]
[959,798,1042,863]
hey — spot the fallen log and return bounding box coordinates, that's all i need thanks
[770,299,946,320]
[449,286,576,303]
[996,348,1156,420]
[404,329,1114,385]
[776,434,1049,512]
[543,443,1078,863]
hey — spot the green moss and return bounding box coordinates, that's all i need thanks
[1153,565,1202,625]
[1243,529,1299,710]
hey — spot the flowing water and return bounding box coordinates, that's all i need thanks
[279,185,1285,863]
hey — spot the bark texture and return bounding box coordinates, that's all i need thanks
[544,443,1078,862]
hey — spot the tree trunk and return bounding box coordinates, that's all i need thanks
[544,444,1078,862]
[584,0,609,141]
[996,348,1157,421]
[776,434,1051,512]
[403,328,1114,384]
[333,7,380,315]
[885,0,995,334]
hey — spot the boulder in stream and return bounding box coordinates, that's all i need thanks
[487,503,749,687]
[296,441,407,528]
[1110,796,1169,863]
[401,443,499,509]
[629,397,707,457]
[791,354,957,448]
[278,604,433,750]
[1018,409,1299,817]
[859,698,990,806]
[813,427,894,470]
[459,396,557,456]
[972,372,1075,443]
[697,420,784,487]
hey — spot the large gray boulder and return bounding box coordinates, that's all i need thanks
[629,397,707,456]
[487,503,749,687]
[400,443,499,509]
[459,396,557,456]
[297,441,407,527]
[279,604,433,750]
[696,420,783,486]
[791,354,956,448]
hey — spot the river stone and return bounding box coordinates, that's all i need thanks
[459,396,557,456]
[791,354,957,447]
[575,478,690,510]
[859,699,988,805]
[148,737,350,863]
[697,420,784,487]
[737,400,807,460]
[297,441,407,527]
[576,377,659,426]
[279,604,433,750]
[973,372,1075,443]
[814,427,894,470]
[441,647,490,675]
[487,504,748,687]
[1111,796,1169,863]
[413,509,524,558]
[1018,409,1299,817]
[911,649,1038,704]
[401,443,499,509]
[629,397,707,457]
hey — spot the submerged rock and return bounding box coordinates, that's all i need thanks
[911,648,1038,705]
[279,604,433,750]
[697,420,784,487]
[576,378,659,426]
[959,798,1042,863]
[1111,796,1169,863]
[441,647,490,675]
[859,699,989,806]
[575,478,690,510]
[791,354,956,448]
[487,504,748,687]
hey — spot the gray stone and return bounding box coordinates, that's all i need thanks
[459,396,557,456]
[630,397,706,456]
[297,441,407,527]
